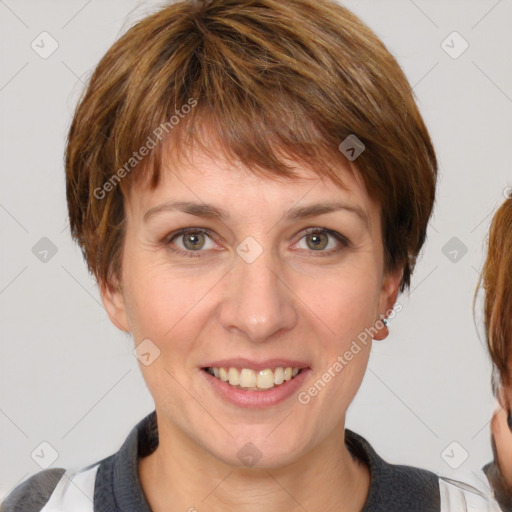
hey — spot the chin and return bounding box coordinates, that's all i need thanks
[202,428,310,470]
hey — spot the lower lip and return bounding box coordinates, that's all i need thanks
[201,368,311,408]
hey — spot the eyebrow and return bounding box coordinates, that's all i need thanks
[143,201,369,227]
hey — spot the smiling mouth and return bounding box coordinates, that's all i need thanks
[203,366,304,391]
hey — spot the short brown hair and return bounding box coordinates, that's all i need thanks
[65,0,437,291]
[480,197,512,390]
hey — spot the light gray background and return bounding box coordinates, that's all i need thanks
[1,0,511,501]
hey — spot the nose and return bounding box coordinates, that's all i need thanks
[219,247,298,344]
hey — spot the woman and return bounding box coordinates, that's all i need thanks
[1,0,501,510]
[481,195,512,511]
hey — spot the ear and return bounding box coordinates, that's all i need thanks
[373,267,402,341]
[99,277,131,333]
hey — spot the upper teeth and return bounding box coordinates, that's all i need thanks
[206,366,301,390]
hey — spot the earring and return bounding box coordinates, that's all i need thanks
[373,317,389,341]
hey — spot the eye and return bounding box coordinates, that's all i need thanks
[295,228,350,255]
[164,227,350,258]
[166,228,217,257]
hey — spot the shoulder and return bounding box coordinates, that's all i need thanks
[439,466,505,512]
[345,429,503,512]
[345,429,440,511]
[483,458,512,511]
[1,468,66,512]
[1,460,102,512]
[1,412,157,512]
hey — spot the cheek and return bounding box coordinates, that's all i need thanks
[122,254,221,344]
[126,274,190,338]
[300,270,381,405]
[305,268,382,335]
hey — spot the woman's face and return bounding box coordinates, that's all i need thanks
[102,147,401,468]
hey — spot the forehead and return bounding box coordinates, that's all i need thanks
[126,146,379,225]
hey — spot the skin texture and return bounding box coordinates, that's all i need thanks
[100,147,401,512]
[492,386,512,490]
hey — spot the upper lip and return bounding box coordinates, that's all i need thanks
[202,358,310,371]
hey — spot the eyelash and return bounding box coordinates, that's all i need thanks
[164,227,350,258]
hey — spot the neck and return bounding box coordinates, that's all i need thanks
[139,417,370,512]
